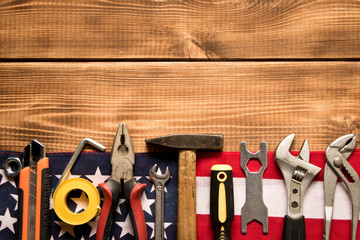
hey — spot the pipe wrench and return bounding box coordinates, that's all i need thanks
[275,134,321,240]
[96,123,147,240]
[323,134,359,240]
[18,140,50,240]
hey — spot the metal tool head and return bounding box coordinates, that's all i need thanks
[24,139,45,168]
[326,134,356,160]
[274,134,321,217]
[324,134,359,240]
[111,123,135,182]
[145,134,223,150]
[325,134,359,187]
[325,133,359,194]
[149,164,170,184]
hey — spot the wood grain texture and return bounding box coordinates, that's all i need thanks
[1,0,360,59]
[177,150,197,240]
[0,62,359,153]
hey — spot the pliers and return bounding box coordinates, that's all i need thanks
[274,133,321,240]
[96,123,147,240]
[324,134,359,240]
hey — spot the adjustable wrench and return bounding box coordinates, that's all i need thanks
[149,164,170,240]
[275,134,321,240]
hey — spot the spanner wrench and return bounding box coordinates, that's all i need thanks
[149,164,170,240]
[240,141,268,234]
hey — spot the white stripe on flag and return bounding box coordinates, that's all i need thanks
[196,177,353,220]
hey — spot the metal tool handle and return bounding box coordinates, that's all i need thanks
[96,178,121,240]
[210,165,234,240]
[123,178,147,240]
[154,181,165,240]
[282,215,305,240]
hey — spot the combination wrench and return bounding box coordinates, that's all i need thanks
[149,164,170,240]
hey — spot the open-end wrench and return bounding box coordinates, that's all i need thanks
[149,164,170,240]
[240,141,268,235]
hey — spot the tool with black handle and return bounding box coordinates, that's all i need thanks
[96,123,147,240]
[274,134,321,240]
[210,164,234,240]
[18,139,50,240]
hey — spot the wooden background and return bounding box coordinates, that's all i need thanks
[0,0,359,153]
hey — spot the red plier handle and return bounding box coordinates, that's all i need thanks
[96,178,147,240]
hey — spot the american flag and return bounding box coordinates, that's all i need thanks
[0,150,359,239]
[0,151,178,240]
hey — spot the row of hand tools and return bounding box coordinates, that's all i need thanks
[210,133,359,240]
[2,123,359,240]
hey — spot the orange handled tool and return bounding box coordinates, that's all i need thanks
[18,140,50,240]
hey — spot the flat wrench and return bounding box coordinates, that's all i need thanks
[149,164,170,240]
[240,141,268,234]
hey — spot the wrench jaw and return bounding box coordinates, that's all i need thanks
[149,164,171,240]
[275,134,321,218]
[149,164,171,183]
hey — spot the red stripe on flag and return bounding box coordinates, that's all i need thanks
[196,150,360,181]
[196,149,360,239]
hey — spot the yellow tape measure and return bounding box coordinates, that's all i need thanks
[53,178,101,225]
[52,138,106,225]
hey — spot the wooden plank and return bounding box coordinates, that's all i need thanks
[1,0,360,59]
[0,62,359,152]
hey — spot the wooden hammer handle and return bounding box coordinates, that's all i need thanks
[177,150,197,240]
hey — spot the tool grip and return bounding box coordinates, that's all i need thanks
[18,167,30,240]
[282,215,305,240]
[97,178,120,240]
[36,157,50,240]
[210,165,234,240]
[124,178,147,240]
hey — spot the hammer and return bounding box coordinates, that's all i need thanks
[146,134,223,240]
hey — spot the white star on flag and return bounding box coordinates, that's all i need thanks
[70,190,89,213]
[141,191,155,216]
[10,194,17,210]
[0,169,16,188]
[0,208,17,233]
[87,217,99,238]
[146,222,172,239]
[115,215,134,238]
[116,198,126,215]
[84,167,110,186]
[54,172,82,182]
[54,221,76,237]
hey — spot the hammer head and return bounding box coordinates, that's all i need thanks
[145,134,223,150]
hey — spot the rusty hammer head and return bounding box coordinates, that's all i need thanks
[145,134,223,150]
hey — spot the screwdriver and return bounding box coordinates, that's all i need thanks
[210,164,234,240]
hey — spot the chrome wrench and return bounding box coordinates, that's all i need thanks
[149,164,170,240]
[275,133,321,240]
